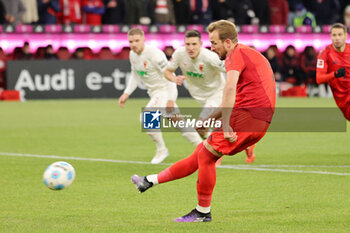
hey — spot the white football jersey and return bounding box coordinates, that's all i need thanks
[167,47,226,103]
[125,45,176,99]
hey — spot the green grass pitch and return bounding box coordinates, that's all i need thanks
[0,98,349,233]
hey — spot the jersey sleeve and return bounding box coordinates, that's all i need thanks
[124,71,139,95]
[167,49,180,71]
[316,49,335,84]
[225,48,245,73]
[153,49,168,73]
[124,53,139,95]
[206,49,226,72]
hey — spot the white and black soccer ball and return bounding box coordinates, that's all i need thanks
[43,161,75,190]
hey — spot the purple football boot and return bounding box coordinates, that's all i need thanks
[174,209,211,222]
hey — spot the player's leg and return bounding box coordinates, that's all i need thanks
[144,93,168,164]
[245,144,256,163]
[131,142,204,192]
[197,108,214,139]
[174,112,269,222]
[132,141,220,222]
[198,95,223,166]
[133,110,270,222]
[174,142,220,222]
[197,93,222,139]
[197,144,219,209]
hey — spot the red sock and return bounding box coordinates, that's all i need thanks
[197,146,219,207]
[157,142,203,184]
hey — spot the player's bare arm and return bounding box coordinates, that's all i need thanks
[164,68,186,85]
[221,70,239,143]
[166,100,175,113]
[118,93,129,108]
[164,68,177,82]
[206,108,222,121]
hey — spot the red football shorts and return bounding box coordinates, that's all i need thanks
[207,109,270,155]
[339,102,350,121]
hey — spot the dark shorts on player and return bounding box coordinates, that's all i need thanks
[206,109,270,155]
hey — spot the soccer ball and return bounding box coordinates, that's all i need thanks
[43,161,75,190]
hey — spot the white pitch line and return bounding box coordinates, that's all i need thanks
[0,152,173,166]
[219,165,350,176]
[226,164,350,168]
[1,152,350,176]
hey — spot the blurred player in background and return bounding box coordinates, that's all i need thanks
[165,30,226,138]
[316,23,350,121]
[119,28,202,164]
[131,20,276,222]
[164,30,256,164]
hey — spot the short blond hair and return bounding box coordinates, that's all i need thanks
[207,20,238,44]
[127,28,144,37]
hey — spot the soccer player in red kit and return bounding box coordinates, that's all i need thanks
[131,20,276,222]
[316,23,350,121]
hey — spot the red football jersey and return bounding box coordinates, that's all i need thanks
[57,0,82,24]
[82,0,105,25]
[225,44,276,122]
[316,44,350,108]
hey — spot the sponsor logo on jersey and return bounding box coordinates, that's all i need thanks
[143,61,147,69]
[186,71,203,78]
[136,70,148,77]
[199,64,204,72]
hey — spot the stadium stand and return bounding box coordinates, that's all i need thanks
[56,47,71,60]
[0,0,349,97]
[96,47,116,60]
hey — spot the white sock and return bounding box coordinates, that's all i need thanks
[146,174,159,185]
[181,132,203,146]
[196,205,211,214]
[147,132,166,150]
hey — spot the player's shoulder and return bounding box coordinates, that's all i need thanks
[324,44,333,51]
[129,50,136,60]
[200,47,220,60]
[174,46,186,55]
[239,44,259,54]
[228,44,249,59]
[345,43,350,50]
[229,43,247,56]
[236,43,249,50]
[146,46,166,59]
[318,44,333,57]
[145,45,163,54]
[200,47,215,56]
